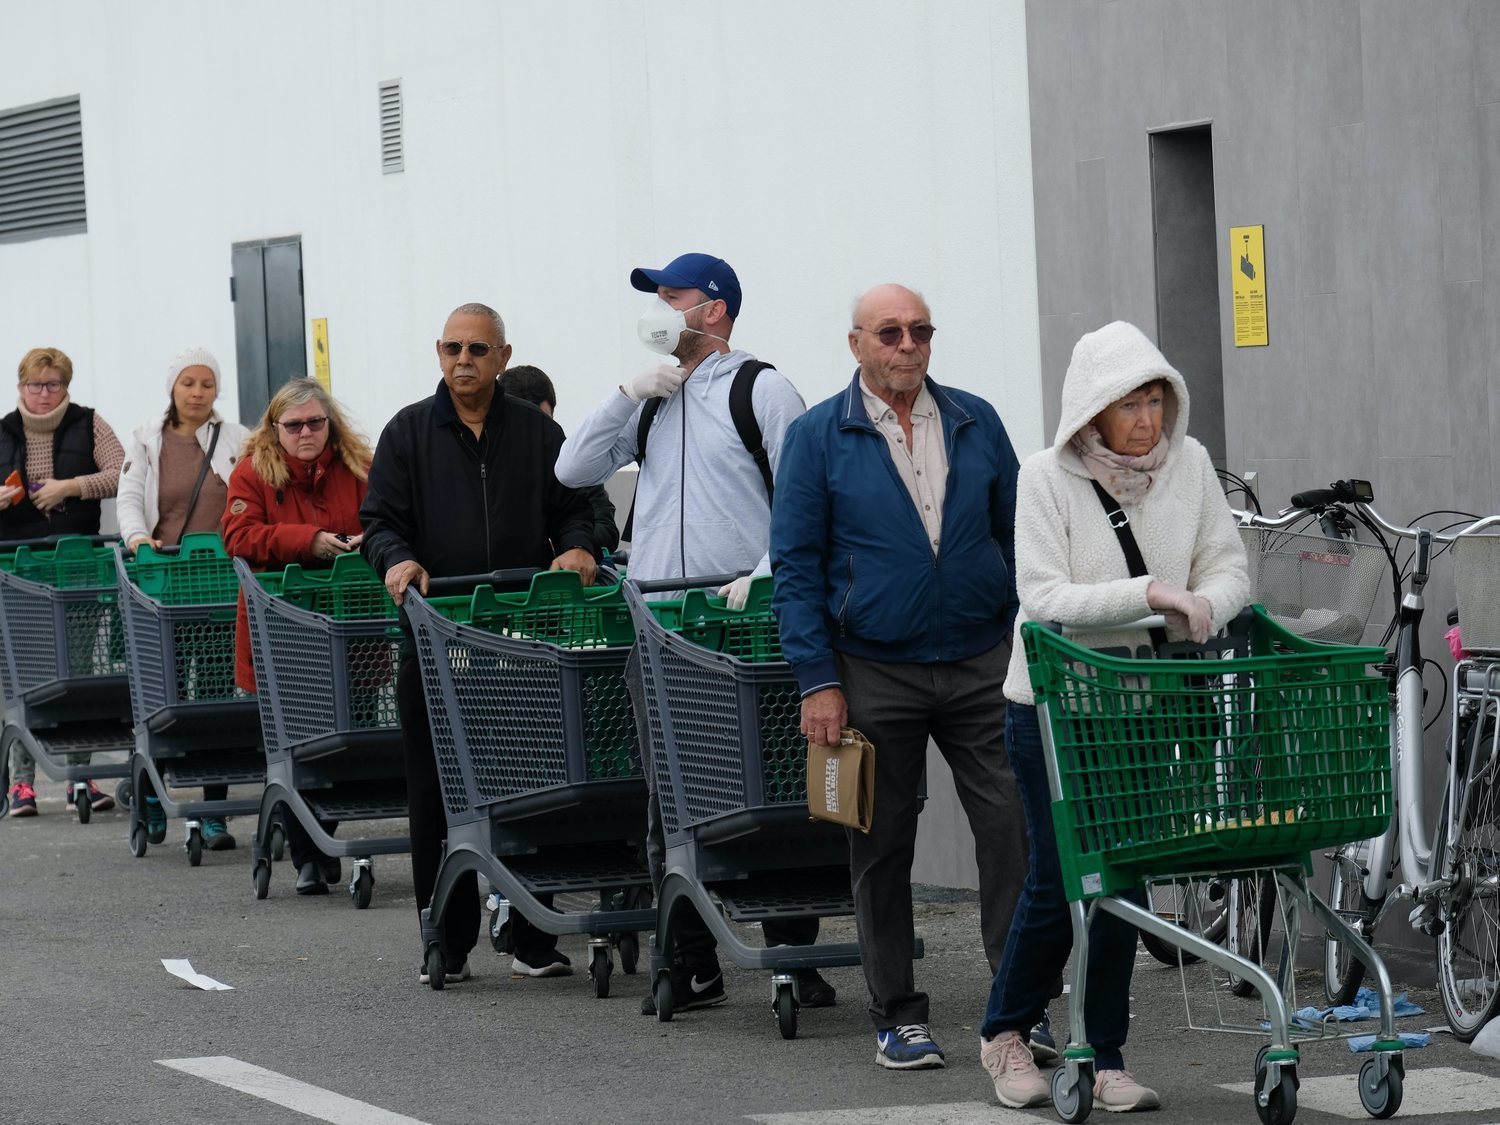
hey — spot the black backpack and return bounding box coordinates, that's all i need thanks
[621,360,775,543]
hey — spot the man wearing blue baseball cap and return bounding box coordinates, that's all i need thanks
[556,252,830,1017]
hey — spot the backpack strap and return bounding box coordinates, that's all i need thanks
[621,359,777,544]
[1089,479,1169,651]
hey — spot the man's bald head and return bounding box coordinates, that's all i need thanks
[851,284,930,329]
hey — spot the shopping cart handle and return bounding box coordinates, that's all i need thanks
[426,568,542,595]
[1047,614,1169,636]
[629,572,746,595]
[6,533,115,551]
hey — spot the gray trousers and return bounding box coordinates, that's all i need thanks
[839,641,1028,1030]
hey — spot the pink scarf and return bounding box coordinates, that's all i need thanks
[1070,424,1170,504]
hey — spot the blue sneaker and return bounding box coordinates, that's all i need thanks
[1029,1009,1059,1063]
[875,1023,946,1070]
[145,796,167,844]
[202,817,236,850]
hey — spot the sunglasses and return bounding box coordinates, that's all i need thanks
[19,380,64,394]
[859,324,936,347]
[440,340,501,357]
[275,416,328,434]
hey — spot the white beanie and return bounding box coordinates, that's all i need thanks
[166,347,221,395]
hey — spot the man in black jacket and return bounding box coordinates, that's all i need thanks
[361,302,597,983]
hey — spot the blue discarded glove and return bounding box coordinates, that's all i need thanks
[1349,1031,1431,1052]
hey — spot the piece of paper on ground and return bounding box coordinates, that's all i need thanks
[162,958,234,990]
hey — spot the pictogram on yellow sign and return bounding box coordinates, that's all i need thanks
[1230,226,1268,347]
[312,318,331,389]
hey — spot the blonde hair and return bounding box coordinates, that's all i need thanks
[17,347,73,387]
[245,378,373,489]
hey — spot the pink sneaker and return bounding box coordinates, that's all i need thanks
[981,1030,1050,1108]
[7,781,38,817]
[1093,1069,1160,1112]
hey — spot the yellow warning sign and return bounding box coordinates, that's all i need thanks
[1230,226,1268,347]
[311,318,331,389]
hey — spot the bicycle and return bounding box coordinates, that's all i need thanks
[1233,477,1500,1039]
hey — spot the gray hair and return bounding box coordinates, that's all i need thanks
[449,302,506,344]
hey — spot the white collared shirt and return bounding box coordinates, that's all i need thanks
[859,376,947,556]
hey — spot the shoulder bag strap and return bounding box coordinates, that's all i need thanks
[179,422,222,533]
[1089,479,1169,650]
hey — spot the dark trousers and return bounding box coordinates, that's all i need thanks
[284,810,340,871]
[979,703,1140,1070]
[397,656,557,964]
[624,647,817,970]
[839,641,1028,1030]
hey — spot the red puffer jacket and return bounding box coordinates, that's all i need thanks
[222,445,368,691]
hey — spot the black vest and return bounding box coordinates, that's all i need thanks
[0,403,104,539]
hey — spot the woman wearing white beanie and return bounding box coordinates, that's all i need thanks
[117,347,251,850]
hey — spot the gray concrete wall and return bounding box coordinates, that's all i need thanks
[1025,0,1500,963]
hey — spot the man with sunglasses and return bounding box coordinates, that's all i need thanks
[361,302,598,985]
[770,283,1028,1071]
[554,252,830,1017]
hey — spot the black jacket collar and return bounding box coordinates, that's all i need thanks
[430,378,506,430]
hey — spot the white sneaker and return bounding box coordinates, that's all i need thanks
[511,951,573,978]
[417,959,471,985]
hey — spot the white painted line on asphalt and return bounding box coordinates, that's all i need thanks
[156,1056,430,1125]
[747,1103,1029,1124]
[1220,1065,1500,1118]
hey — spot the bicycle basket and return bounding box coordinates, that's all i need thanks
[1453,532,1500,654]
[1023,607,1391,900]
[1239,526,1388,645]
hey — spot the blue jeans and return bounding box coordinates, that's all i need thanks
[979,703,1140,1071]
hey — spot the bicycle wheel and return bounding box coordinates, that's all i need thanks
[1224,873,1277,998]
[1438,716,1500,1041]
[1139,876,1231,966]
[1325,845,1375,1005]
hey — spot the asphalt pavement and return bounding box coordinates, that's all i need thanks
[5,778,1500,1125]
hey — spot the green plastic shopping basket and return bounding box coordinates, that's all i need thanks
[1022,606,1392,901]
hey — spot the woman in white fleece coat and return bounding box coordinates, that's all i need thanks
[117,347,249,851]
[978,322,1250,1112]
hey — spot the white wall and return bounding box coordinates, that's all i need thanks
[0,0,1043,455]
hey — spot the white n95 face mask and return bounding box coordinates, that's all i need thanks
[637,298,715,355]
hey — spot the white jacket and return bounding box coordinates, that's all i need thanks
[116,413,250,546]
[1005,321,1250,704]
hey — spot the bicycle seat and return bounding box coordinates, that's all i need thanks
[1448,606,1460,627]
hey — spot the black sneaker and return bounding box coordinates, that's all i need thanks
[319,855,341,885]
[1029,1009,1059,1063]
[639,964,727,1015]
[295,861,329,896]
[797,969,837,1008]
[511,950,572,978]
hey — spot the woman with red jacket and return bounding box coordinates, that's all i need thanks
[222,378,373,896]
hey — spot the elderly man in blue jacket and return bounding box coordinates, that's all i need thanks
[771,283,1028,1072]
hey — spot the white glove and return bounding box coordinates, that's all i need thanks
[718,576,753,610]
[1146,581,1214,643]
[622,364,687,403]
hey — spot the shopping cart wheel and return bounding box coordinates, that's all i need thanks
[268,820,286,863]
[130,824,148,858]
[351,868,374,910]
[1254,1058,1298,1125]
[425,945,446,992]
[1051,1061,1093,1123]
[116,779,133,811]
[653,975,674,1022]
[186,828,203,867]
[774,982,797,1040]
[617,932,640,975]
[1357,1055,1402,1119]
[590,946,612,999]
[253,860,271,900]
[76,789,92,824]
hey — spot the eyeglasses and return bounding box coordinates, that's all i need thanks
[275,416,328,434]
[19,380,64,394]
[439,340,502,357]
[855,324,936,348]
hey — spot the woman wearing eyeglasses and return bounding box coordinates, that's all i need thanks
[1,346,127,819]
[222,378,374,895]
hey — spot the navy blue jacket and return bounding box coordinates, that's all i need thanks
[770,371,1019,696]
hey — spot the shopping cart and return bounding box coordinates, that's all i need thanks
[116,534,264,863]
[238,553,408,908]
[1024,607,1404,1123]
[0,535,134,821]
[405,568,653,995]
[623,574,902,1040]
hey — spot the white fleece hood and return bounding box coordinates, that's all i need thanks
[1054,321,1190,455]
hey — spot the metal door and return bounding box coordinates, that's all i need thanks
[231,236,306,423]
